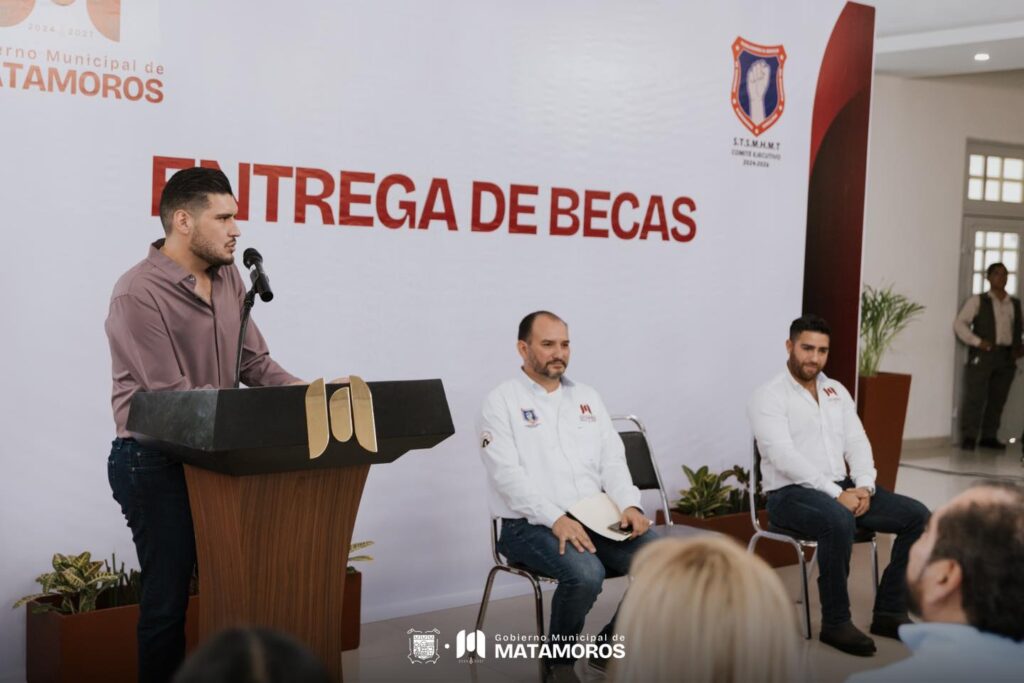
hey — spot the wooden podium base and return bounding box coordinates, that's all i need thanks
[184,463,370,681]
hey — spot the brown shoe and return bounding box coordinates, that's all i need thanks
[870,612,912,640]
[820,621,876,656]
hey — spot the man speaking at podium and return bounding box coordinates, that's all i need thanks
[479,311,654,683]
[105,167,300,682]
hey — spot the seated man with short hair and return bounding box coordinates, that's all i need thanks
[748,314,930,656]
[479,311,656,683]
[848,482,1024,682]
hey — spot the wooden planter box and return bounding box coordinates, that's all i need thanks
[341,569,361,651]
[857,372,912,492]
[656,510,813,568]
[25,593,199,683]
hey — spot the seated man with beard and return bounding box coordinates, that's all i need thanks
[748,315,930,656]
[478,311,656,683]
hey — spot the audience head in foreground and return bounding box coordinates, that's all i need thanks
[173,627,331,683]
[611,536,799,683]
[848,482,1024,683]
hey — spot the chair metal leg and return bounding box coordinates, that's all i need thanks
[530,576,545,681]
[530,576,545,638]
[871,539,879,596]
[475,565,502,633]
[797,546,813,640]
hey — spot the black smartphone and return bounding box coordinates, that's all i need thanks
[607,522,632,534]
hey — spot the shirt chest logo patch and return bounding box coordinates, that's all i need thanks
[521,409,540,427]
[822,387,839,400]
[579,403,597,423]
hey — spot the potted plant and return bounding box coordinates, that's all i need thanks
[14,551,198,683]
[857,285,925,491]
[342,541,373,651]
[659,466,807,567]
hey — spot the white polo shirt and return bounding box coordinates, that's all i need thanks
[748,369,876,498]
[478,372,642,528]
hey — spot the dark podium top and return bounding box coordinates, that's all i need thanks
[126,379,454,475]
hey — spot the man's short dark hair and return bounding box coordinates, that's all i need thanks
[518,311,565,342]
[789,314,831,341]
[987,262,1008,277]
[930,481,1024,641]
[174,627,330,683]
[159,167,234,234]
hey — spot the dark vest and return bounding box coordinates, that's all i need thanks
[972,293,1022,348]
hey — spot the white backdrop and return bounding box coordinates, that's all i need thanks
[0,1,851,677]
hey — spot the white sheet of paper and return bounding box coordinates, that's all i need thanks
[568,492,631,542]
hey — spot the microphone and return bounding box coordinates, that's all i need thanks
[242,248,274,302]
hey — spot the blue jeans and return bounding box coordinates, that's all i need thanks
[497,517,658,666]
[766,479,929,628]
[108,438,196,683]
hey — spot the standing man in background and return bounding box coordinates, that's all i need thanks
[105,167,300,682]
[954,262,1022,451]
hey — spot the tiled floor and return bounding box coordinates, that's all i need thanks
[343,444,1023,682]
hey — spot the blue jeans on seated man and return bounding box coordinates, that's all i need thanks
[108,438,197,683]
[766,478,930,628]
[497,517,659,667]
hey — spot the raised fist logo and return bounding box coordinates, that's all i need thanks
[731,38,786,137]
[745,59,771,125]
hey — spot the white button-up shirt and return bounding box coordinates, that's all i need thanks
[748,369,876,498]
[478,372,641,528]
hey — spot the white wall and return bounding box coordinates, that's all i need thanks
[862,74,1024,439]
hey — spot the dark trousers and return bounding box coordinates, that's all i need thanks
[766,479,929,628]
[108,438,197,683]
[961,346,1016,440]
[497,518,658,666]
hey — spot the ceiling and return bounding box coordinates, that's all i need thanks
[872,0,1024,79]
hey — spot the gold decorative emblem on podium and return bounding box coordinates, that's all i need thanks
[305,375,378,458]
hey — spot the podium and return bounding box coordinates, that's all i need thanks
[127,379,454,680]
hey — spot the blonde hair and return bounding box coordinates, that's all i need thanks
[610,536,799,683]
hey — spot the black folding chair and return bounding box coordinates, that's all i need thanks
[474,414,674,663]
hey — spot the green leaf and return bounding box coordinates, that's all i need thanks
[859,285,925,377]
[12,593,48,609]
[61,569,86,590]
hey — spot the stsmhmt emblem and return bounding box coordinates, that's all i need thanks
[407,627,441,664]
[731,37,787,137]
